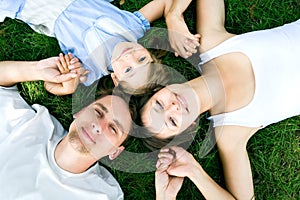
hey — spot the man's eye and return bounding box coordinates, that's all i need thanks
[124,67,132,73]
[169,117,177,127]
[110,125,117,134]
[95,109,103,118]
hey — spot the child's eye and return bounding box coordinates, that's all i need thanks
[125,67,132,73]
[139,57,146,62]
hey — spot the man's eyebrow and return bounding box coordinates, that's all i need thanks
[95,103,126,133]
[95,103,108,113]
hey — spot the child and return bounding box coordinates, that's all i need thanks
[0,0,199,89]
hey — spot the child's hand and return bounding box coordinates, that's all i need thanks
[44,53,89,95]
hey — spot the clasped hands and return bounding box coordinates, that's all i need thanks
[166,13,200,59]
[37,53,89,96]
[155,146,197,200]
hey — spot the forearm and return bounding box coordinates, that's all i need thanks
[221,151,254,200]
[139,0,173,23]
[196,0,226,34]
[188,162,236,200]
[156,194,176,200]
[166,0,192,18]
[0,61,40,86]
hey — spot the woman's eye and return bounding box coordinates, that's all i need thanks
[156,100,164,110]
[124,67,132,73]
[169,117,177,127]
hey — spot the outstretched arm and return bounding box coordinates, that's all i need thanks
[138,0,173,23]
[215,126,257,200]
[0,57,77,87]
[196,0,233,52]
[0,54,87,95]
[139,0,200,58]
[165,0,200,58]
[157,147,236,200]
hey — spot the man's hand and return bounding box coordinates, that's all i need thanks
[43,53,89,95]
[155,148,184,200]
[36,55,77,83]
[166,13,200,58]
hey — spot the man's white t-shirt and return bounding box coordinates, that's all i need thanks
[0,86,123,200]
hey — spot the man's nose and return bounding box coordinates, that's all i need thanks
[92,123,103,135]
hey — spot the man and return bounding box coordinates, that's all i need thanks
[0,56,133,199]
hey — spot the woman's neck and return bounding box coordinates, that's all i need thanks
[54,136,97,174]
[188,67,227,115]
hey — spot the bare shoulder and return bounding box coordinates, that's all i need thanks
[214,125,260,147]
[199,31,236,53]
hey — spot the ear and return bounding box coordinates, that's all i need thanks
[111,73,119,86]
[108,146,125,160]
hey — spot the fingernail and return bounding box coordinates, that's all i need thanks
[80,76,86,82]
[68,65,74,69]
[71,74,77,78]
[161,148,169,152]
[156,161,160,168]
[70,59,76,64]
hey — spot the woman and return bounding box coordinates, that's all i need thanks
[0,0,199,91]
[139,0,300,199]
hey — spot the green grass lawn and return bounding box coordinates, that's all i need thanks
[0,0,299,199]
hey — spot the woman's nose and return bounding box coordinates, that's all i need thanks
[167,101,180,112]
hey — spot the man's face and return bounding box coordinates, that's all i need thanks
[68,95,132,160]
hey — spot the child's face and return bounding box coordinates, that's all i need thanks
[111,42,153,80]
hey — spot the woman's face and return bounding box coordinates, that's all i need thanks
[111,42,153,80]
[141,84,200,139]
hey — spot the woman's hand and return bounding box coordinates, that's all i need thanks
[157,146,199,178]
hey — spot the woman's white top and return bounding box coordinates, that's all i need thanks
[200,19,300,128]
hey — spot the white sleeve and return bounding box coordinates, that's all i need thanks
[0,86,36,139]
[0,0,24,22]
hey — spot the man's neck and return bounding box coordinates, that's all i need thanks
[54,136,97,174]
